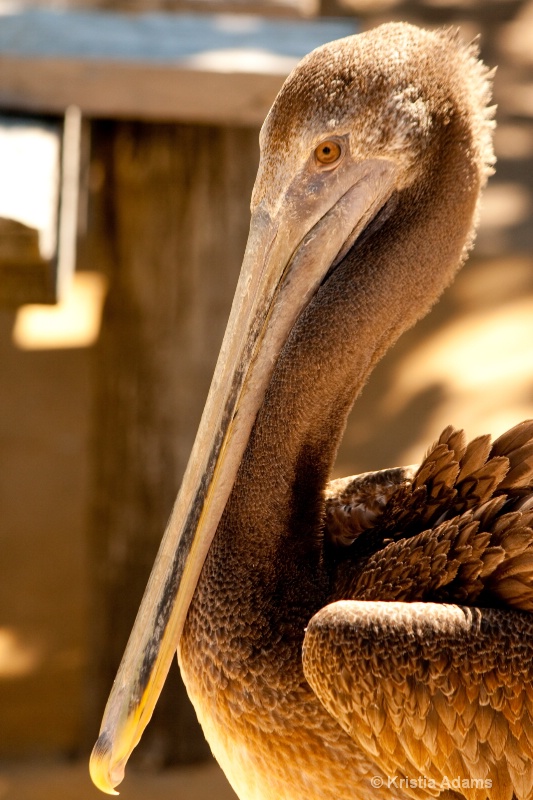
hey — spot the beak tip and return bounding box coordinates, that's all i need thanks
[90,732,124,795]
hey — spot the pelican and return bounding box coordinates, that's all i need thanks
[90,22,533,800]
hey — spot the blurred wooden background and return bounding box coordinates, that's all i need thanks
[0,0,532,798]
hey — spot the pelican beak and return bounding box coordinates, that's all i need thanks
[89,154,397,794]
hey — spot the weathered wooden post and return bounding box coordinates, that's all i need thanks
[87,121,260,763]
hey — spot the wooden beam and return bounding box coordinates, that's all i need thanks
[74,0,320,18]
[0,10,357,124]
[86,120,261,764]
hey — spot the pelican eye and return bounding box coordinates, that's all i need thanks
[315,140,342,165]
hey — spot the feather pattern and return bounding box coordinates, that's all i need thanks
[303,602,533,800]
[327,420,533,612]
[302,421,533,800]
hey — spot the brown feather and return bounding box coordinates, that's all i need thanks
[304,603,533,800]
[326,421,533,614]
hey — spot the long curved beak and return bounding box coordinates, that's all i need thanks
[89,155,397,794]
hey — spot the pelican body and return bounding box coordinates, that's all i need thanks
[90,22,533,800]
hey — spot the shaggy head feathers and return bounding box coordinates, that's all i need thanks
[252,23,495,209]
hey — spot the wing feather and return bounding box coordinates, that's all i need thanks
[316,421,533,799]
[303,602,533,800]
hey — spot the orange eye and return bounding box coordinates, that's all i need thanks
[315,140,342,165]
